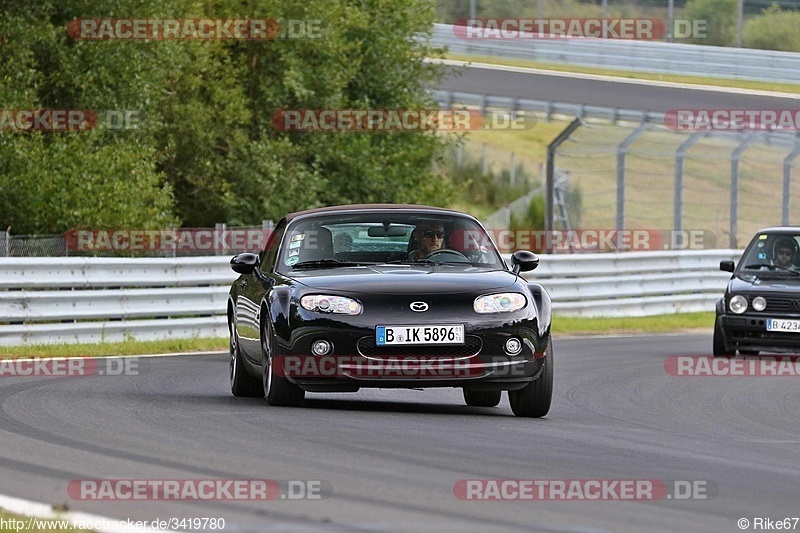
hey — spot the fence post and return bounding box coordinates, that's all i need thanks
[730,133,758,249]
[616,123,650,250]
[546,117,583,253]
[674,131,705,248]
[481,143,488,176]
[1,228,8,258]
[510,152,516,187]
[782,140,800,225]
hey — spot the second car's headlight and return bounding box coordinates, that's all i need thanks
[729,294,748,314]
[301,295,362,315]
[474,293,526,313]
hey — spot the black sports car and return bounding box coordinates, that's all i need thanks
[715,227,800,356]
[227,204,553,417]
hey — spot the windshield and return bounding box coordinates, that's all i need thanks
[276,212,505,271]
[738,232,800,276]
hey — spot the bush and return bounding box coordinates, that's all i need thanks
[743,5,800,52]
[682,0,737,45]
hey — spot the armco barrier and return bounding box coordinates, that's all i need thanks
[0,251,741,345]
[433,23,800,84]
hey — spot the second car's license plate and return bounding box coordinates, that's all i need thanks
[376,325,465,345]
[766,318,800,333]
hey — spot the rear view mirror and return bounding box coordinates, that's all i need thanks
[368,225,408,237]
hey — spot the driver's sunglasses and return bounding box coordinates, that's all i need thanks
[422,230,445,239]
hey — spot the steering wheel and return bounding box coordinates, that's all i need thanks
[424,248,469,262]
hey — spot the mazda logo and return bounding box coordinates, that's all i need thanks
[792,299,800,311]
[410,301,429,312]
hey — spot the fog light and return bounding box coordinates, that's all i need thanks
[312,339,332,356]
[505,337,523,355]
[752,296,767,312]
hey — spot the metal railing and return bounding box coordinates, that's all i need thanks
[0,251,740,345]
[432,23,800,83]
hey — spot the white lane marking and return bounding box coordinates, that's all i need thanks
[0,492,171,532]
[432,58,800,99]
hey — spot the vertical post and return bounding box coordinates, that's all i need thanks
[1,227,8,258]
[616,124,650,250]
[668,0,674,43]
[730,133,757,248]
[737,0,744,48]
[782,140,800,225]
[482,143,488,176]
[470,0,476,20]
[602,0,608,19]
[546,117,584,253]
[674,131,705,248]
[510,152,516,187]
[215,222,225,256]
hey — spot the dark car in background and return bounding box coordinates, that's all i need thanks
[715,227,800,356]
[227,204,553,417]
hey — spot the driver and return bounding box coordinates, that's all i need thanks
[409,221,445,260]
[773,237,799,270]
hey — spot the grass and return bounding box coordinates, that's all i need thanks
[444,53,800,94]
[0,508,91,532]
[0,336,227,359]
[0,314,714,359]
[552,311,714,335]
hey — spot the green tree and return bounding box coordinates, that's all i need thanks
[682,0,737,46]
[743,4,800,52]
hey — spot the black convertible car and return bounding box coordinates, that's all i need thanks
[715,227,800,356]
[227,204,553,417]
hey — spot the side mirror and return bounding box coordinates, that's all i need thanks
[511,250,539,274]
[231,253,261,274]
[719,260,735,273]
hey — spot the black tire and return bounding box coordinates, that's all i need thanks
[261,318,304,407]
[229,325,262,397]
[713,321,735,357]
[508,341,553,418]
[463,389,502,407]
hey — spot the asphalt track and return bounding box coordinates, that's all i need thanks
[439,63,800,112]
[2,333,799,532]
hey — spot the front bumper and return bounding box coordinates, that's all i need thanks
[718,314,800,353]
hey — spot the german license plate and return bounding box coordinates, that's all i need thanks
[376,325,465,345]
[766,318,800,333]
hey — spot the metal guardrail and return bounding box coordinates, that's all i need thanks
[433,23,800,84]
[0,251,741,345]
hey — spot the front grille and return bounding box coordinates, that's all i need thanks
[749,296,800,314]
[357,335,482,358]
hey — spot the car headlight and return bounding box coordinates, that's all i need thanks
[300,295,362,315]
[752,296,767,312]
[728,294,748,314]
[474,293,526,314]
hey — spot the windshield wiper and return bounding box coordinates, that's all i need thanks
[291,259,367,269]
[743,264,800,276]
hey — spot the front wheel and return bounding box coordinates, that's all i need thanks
[713,321,735,357]
[463,389,502,407]
[508,341,553,418]
[261,318,304,407]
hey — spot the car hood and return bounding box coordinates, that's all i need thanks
[286,265,518,295]
[730,274,800,293]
